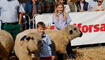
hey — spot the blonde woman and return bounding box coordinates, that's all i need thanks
[52,3,71,30]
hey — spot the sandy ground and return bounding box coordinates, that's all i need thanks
[8,46,105,60]
[70,46,105,60]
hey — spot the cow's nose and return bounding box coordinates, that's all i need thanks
[79,30,83,37]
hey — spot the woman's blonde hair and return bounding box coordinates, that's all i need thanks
[55,3,67,21]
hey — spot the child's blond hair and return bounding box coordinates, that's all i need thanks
[55,3,67,21]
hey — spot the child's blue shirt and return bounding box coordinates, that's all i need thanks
[39,33,54,57]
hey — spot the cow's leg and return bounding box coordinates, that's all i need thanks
[56,52,64,60]
[2,57,8,60]
[56,52,68,60]
[66,41,76,59]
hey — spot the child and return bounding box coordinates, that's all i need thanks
[52,3,71,30]
[20,22,55,60]
[37,22,55,60]
[52,3,76,59]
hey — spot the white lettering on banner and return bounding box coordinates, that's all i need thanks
[35,11,105,46]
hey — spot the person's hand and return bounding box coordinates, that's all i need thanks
[51,56,55,60]
[21,11,25,14]
[96,9,100,11]
[18,22,21,24]
[101,9,105,11]
[20,41,24,46]
[80,10,85,12]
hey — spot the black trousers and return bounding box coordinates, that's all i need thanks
[66,41,74,56]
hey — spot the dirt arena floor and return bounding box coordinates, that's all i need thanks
[8,45,105,60]
[70,46,105,60]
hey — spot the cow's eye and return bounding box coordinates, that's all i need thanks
[69,30,73,34]
[31,37,34,40]
[26,37,30,41]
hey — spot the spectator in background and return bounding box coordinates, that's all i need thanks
[102,0,105,5]
[92,0,105,11]
[55,0,58,3]
[57,0,67,4]
[59,0,65,3]
[38,0,45,14]
[24,0,38,29]
[38,0,55,13]
[77,0,89,12]
[18,4,26,31]
[18,0,28,7]
[24,0,38,18]
[67,0,80,12]
[0,0,24,40]
[89,0,98,11]
[18,4,25,24]
[45,0,56,13]
[59,0,70,13]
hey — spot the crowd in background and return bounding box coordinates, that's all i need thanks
[19,0,105,14]
[19,0,105,28]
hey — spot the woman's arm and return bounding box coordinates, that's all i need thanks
[18,13,22,24]
[66,14,72,25]
[18,4,25,24]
